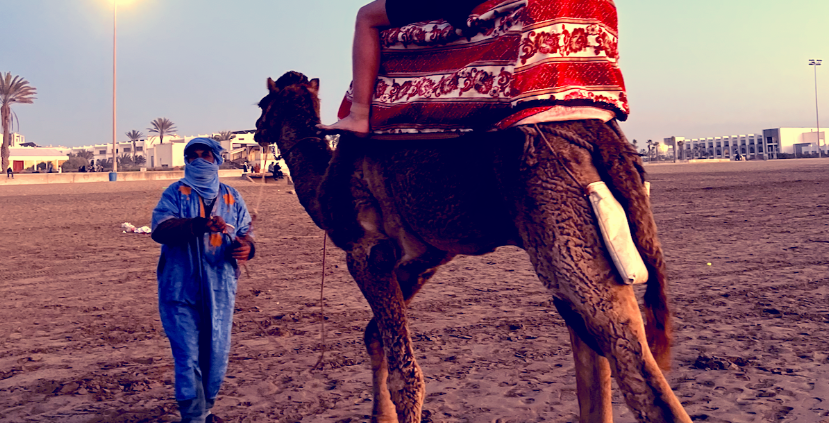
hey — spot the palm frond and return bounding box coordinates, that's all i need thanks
[214,131,234,141]
[0,72,37,106]
[148,117,177,134]
[125,130,143,141]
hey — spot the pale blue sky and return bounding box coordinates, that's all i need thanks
[2,0,827,147]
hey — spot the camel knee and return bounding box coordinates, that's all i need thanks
[350,237,399,277]
[554,298,604,357]
[553,290,646,356]
[365,319,383,355]
[366,238,398,273]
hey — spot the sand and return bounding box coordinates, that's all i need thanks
[0,159,828,422]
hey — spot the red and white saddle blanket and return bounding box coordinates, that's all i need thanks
[337,0,628,136]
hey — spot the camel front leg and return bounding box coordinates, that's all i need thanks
[347,238,425,423]
[365,318,398,423]
[568,325,613,423]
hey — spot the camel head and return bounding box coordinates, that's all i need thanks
[254,71,321,150]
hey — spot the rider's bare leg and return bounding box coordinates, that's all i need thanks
[318,0,390,136]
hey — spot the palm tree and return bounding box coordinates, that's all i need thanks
[214,131,234,142]
[1,73,37,172]
[646,139,655,162]
[118,153,134,167]
[125,130,143,162]
[148,118,177,145]
[76,149,95,161]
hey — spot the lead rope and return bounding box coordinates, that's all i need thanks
[245,147,284,352]
[250,143,330,370]
[244,145,277,276]
[532,123,586,193]
[311,233,328,371]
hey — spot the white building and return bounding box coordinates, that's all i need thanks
[762,128,826,157]
[665,134,769,160]
[8,147,68,172]
[147,140,188,168]
[49,129,284,172]
[5,133,26,147]
[665,128,826,161]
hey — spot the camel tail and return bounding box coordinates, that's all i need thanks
[594,121,673,371]
[642,252,672,370]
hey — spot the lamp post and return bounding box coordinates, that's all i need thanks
[111,2,118,176]
[809,59,822,157]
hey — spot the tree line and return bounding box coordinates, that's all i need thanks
[1,72,241,173]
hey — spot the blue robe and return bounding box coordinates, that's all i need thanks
[151,181,252,401]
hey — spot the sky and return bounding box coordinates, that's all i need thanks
[2,0,828,148]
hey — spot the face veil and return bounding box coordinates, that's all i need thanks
[181,137,224,199]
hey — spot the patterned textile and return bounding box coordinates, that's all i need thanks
[337,0,628,135]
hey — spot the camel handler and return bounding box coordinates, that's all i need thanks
[151,137,255,423]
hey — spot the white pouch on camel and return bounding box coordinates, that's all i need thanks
[586,181,648,285]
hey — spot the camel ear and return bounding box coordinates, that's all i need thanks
[267,77,279,93]
[308,78,320,94]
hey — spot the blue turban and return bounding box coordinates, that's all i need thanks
[181,138,224,199]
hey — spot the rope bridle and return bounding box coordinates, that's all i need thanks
[251,133,331,371]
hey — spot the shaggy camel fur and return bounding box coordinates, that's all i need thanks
[254,71,692,423]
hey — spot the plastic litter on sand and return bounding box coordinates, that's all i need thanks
[121,222,151,234]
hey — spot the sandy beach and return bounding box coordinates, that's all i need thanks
[1,158,828,422]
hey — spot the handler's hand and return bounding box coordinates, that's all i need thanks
[206,216,227,233]
[231,239,251,261]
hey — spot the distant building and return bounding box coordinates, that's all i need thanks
[664,127,827,161]
[665,134,768,160]
[38,129,284,172]
[8,147,68,172]
[147,139,188,168]
[4,133,25,147]
[762,128,825,157]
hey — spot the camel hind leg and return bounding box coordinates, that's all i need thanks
[509,123,691,422]
[565,322,613,423]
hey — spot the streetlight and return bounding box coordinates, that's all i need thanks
[111,0,118,177]
[110,0,134,179]
[809,59,822,157]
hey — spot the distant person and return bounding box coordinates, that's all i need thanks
[242,162,248,174]
[6,167,13,179]
[151,138,255,423]
[267,162,274,175]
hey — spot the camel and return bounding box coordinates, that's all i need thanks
[254,71,692,423]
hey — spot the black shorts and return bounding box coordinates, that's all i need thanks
[386,0,486,28]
